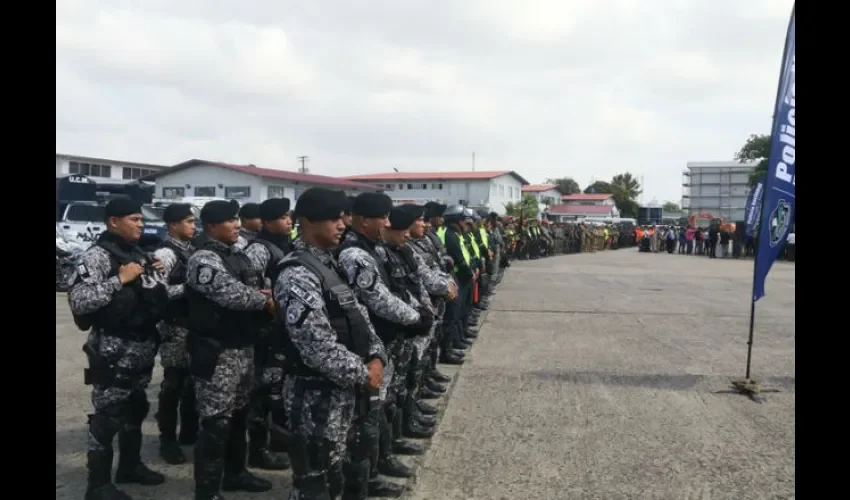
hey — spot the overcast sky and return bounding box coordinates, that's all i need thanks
[56,0,794,204]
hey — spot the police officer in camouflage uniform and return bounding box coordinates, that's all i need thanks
[273,187,387,500]
[69,199,169,500]
[243,197,294,471]
[153,203,199,465]
[338,194,437,490]
[186,200,276,499]
[235,203,261,250]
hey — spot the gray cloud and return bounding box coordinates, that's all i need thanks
[56,0,794,203]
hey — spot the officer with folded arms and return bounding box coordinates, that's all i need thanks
[185,200,276,500]
[68,198,169,500]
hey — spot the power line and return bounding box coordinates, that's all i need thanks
[297,156,309,173]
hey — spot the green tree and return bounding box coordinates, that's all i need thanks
[504,194,540,219]
[545,177,581,195]
[735,133,771,187]
[611,173,643,200]
[583,181,614,195]
[583,180,640,218]
[662,201,681,212]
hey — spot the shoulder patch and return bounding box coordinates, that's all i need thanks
[285,300,308,326]
[77,263,92,282]
[197,266,216,285]
[356,268,377,290]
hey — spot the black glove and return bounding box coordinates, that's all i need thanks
[407,306,435,337]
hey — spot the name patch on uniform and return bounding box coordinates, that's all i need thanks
[290,282,320,309]
[197,266,215,285]
[77,263,92,282]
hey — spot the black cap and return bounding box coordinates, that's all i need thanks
[352,192,393,218]
[201,200,240,224]
[259,198,291,221]
[104,198,142,221]
[294,188,348,221]
[344,195,356,215]
[398,204,425,220]
[423,202,447,219]
[239,203,261,219]
[389,207,418,230]
[163,203,194,223]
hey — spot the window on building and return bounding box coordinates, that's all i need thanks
[397,184,404,190]
[268,186,286,198]
[225,186,251,199]
[508,187,513,198]
[122,167,156,180]
[162,187,185,198]
[499,185,505,196]
[431,183,443,189]
[69,161,112,178]
[194,186,216,196]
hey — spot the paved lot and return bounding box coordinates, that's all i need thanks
[408,250,795,500]
[56,249,795,500]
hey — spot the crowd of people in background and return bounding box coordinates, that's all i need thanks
[634,224,796,262]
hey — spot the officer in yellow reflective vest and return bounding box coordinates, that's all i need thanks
[439,205,476,356]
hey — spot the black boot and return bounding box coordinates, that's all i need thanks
[157,368,187,464]
[247,421,291,470]
[85,413,131,500]
[368,479,406,497]
[402,418,435,440]
[194,417,231,500]
[428,369,452,384]
[416,400,438,415]
[424,378,447,394]
[221,409,272,492]
[115,426,166,485]
[418,387,442,400]
[439,351,464,365]
[392,439,424,455]
[178,380,199,446]
[377,405,413,478]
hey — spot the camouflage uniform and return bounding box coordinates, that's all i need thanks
[68,233,168,498]
[153,235,198,462]
[185,238,272,498]
[275,239,387,499]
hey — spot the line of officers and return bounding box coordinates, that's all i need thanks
[68,189,510,500]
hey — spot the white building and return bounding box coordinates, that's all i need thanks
[682,161,757,221]
[56,153,170,185]
[343,171,529,215]
[146,159,381,203]
[522,184,563,215]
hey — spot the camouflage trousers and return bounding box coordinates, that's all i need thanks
[389,339,415,401]
[157,322,189,370]
[85,332,158,452]
[194,346,254,419]
[283,376,356,467]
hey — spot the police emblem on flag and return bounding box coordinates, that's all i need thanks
[768,199,791,247]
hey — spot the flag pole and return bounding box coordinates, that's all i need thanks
[721,5,794,402]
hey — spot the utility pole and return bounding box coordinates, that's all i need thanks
[297,156,309,174]
[472,152,475,171]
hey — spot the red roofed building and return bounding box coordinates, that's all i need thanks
[561,193,616,205]
[547,203,619,222]
[343,170,529,215]
[145,159,382,203]
[521,184,563,211]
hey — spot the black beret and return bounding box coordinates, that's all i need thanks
[344,195,356,215]
[489,211,499,219]
[389,207,418,230]
[352,192,393,218]
[294,188,348,221]
[239,202,261,219]
[423,202,447,219]
[259,198,291,221]
[398,204,425,220]
[163,203,193,223]
[201,200,240,224]
[476,210,489,218]
[104,198,142,220]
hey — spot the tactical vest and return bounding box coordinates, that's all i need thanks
[435,227,447,245]
[276,250,372,378]
[446,227,471,274]
[478,227,489,248]
[250,231,292,287]
[339,235,413,344]
[410,238,440,270]
[161,239,194,327]
[465,232,481,260]
[185,241,267,348]
[72,232,166,339]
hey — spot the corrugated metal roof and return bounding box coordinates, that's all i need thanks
[561,193,613,201]
[548,204,615,214]
[522,184,559,192]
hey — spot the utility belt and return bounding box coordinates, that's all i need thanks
[187,333,223,381]
[82,336,155,389]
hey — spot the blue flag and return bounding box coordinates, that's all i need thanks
[744,176,765,238]
[753,5,795,302]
